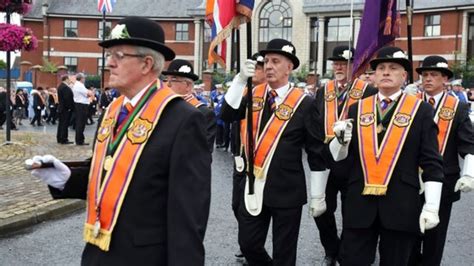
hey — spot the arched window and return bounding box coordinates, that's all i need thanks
[259,0,292,49]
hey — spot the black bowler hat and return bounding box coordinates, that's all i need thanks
[416,55,453,79]
[259,39,300,69]
[162,59,199,81]
[328,46,355,61]
[251,52,264,66]
[99,16,175,61]
[369,46,411,72]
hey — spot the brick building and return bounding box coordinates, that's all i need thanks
[20,0,474,88]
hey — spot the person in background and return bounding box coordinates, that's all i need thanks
[30,86,45,127]
[72,73,93,145]
[14,89,27,126]
[46,87,59,125]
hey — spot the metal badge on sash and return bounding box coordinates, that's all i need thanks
[127,118,153,144]
[349,88,363,99]
[359,113,375,127]
[97,118,115,142]
[275,104,293,121]
[393,113,411,127]
[325,90,337,102]
[234,156,245,173]
[439,107,455,121]
[253,97,264,111]
[104,155,113,171]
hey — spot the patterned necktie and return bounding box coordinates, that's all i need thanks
[428,97,436,107]
[380,98,392,111]
[117,102,133,126]
[337,84,347,106]
[268,89,278,112]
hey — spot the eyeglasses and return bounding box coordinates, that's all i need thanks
[105,50,146,61]
[165,78,189,84]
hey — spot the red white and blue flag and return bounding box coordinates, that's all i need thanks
[206,0,254,68]
[98,0,117,13]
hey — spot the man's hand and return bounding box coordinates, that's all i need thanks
[27,155,71,190]
[419,181,442,233]
[238,59,257,82]
[333,119,353,145]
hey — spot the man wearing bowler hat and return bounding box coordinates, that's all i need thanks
[313,45,378,265]
[407,55,474,265]
[221,39,327,265]
[329,46,444,265]
[163,59,216,152]
[27,17,211,265]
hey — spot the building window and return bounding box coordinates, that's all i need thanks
[204,22,212,42]
[64,57,78,73]
[309,18,319,71]
[424,14,440,37]
[326,17,351,42]
[64,20,78,37]
[259,0,292,44]
[176,23,189,41]
[98,21,112,39]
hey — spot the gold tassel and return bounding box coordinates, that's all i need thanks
[324,136,335,144]
[383,16,392,35]
[362,185,387,195]
[83,224,112,252]
[253,167,264,180]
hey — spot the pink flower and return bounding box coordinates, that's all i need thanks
[0,23,38,52]
[0,0,32,15]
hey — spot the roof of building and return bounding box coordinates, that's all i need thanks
[303,0,474,13]
[24,0,204,20]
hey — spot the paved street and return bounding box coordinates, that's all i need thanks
[0,123,473,265]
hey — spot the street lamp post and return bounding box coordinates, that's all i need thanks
[42,2,50,59]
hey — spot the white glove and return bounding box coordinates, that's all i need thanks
[28,155,71,190]
[37,106,41,110]
[404,84,419,95]
[238,59,257,83]
[455,154,474,193]
[333,119,353,145]
[419,181,442,233]
[309,170,330,217]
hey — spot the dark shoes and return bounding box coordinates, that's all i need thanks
[58,141,74,144]
[76,142,89,146]
[321,256,336,266]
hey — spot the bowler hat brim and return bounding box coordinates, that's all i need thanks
[370,58,412,72]
[415,67,453,79]
[99,38,176,61]
[162,71,199,81]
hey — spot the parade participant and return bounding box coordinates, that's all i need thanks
[27,16,211,265]
[13,89,27,126]
[221,39,327,265]
[72,73,93,145]
[163,59,216,152]
[56,75,75,144]
[46,87,58,125]
[30,86,45,127]
[408,55,474,265]
[313,45,377,265]
[452,80,469,103]
[329,46,444,265]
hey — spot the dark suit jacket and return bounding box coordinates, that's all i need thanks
[315,82,378,180]
[433,99,474,202]
[32,92,45,110]
[221,86,326,208]
[49,97,211,265]
[343,95,444,234]
[57,82,74,112]
[0,92,6,113]
[197,105,217,153]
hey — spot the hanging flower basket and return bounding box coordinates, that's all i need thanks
[0,0,32,15]
[0,23,38,52]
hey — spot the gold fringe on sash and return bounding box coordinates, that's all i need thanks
[362,185,388,196]
[253,166,264,180]
[83,224,112,251]
[324,136,334,144]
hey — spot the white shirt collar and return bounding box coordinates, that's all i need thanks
[378,90,402,102]
[268,83,290,98]
[425,91,444,107]
[122,80,155,107]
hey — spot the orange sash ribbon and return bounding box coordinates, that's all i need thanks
[358,94,421,195]
[240,84,306,179]
[183,93,205,108]
[324,78,367,142]
[417,92,459,155]
[84,81,179,251]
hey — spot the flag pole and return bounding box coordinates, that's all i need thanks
[101,10,106,90]
[245,22,255,195]
[406,0,414,83]
[347,0,355,82]
[4,6,12,143]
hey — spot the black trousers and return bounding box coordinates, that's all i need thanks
[239,203,302,266]
[47,107,57,124]
[313,173,347,258]
[409,198,454,266]
[340,218,417,266]
[57,108,72,143]
[215,124,224,146]
[74,103,88,144]
[31,107,43,126]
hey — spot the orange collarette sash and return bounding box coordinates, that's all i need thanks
[84,83,179,251]
[417,92,459,155]
[358,93,421,195]
[240,84,306,179]
[183,93,205,108]
[324,78,367,142]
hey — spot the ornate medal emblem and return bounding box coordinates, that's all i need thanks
[275,104,293,121]
[393,113,411,127]
[97,118,115,142]
[349,89,363,99]
[253,97,264,111]
[127,118,153,144]
[359,112,375,126]
[103,155,114,171]
[325,90,337,102]
[438,107,455,121]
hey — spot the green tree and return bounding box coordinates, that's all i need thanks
[451,58,474,88]
[41,58,58,73]
[292,64,309,83]
[0,59,7,70]
[85,75,101,88]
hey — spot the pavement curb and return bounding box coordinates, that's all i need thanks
[0,199,85,238]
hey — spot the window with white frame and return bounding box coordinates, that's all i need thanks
[424,14,441,37]
[64,57,78,73]
[176,23,189,41]
[64,20,78,37]
[98,21,112,39]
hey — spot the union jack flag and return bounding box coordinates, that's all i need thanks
[98,0,117,13]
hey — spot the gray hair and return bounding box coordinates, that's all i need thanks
[134,46,165,75]
[76,73,85,81]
